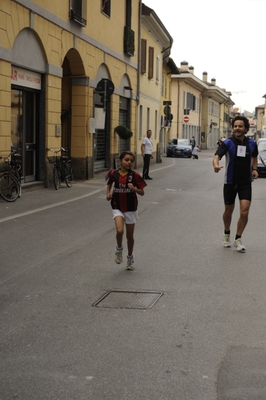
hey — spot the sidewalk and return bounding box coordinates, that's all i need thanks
[0,149,215,222]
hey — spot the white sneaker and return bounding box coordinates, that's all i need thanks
[126,256,134,270]
[223,234,231,248]
[115,247,123,264]
[233,238,246,252]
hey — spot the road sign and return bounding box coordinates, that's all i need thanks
[184,116,189,123]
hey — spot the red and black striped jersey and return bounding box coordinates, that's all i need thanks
[107,169,146,212]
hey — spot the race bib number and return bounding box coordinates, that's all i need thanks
[237,145,246,157]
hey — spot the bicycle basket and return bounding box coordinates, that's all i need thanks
[0,160,9,172]
[47,156,56,163]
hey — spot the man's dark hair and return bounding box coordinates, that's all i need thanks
[119,151,135,161]
[231,115,249,133]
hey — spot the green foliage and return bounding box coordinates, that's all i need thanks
[114,125,133,140]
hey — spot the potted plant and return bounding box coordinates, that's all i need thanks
[114,125,133,140]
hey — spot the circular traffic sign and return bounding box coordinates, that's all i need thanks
[184,116,189,123]
[96,78,114,96]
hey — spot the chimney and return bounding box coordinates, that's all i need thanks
[180,61,189,71]
[211,78,216,86]
[189,65,194,75]
[202,71,208,82]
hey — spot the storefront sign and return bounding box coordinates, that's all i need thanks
[11,67,41,90]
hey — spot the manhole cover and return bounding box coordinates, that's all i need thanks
[92,290,163,309]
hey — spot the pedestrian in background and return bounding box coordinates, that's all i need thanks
[106,151,146,270]
[190,136,196,149]
[212,116,258,252]
[192,144,201,159]
[141,129,153,180]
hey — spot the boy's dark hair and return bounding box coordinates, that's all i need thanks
[231,115,249,133]
[119,151,135,161]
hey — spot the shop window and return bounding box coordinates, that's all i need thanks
[102,0,111,17]
[69,0,87,26]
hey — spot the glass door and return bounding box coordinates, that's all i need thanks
[24,91,37,182]
[11,89,38,183]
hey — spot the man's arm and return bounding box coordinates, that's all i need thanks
[251,156,258,179]
[141,143,145,156]
[213,154,223,173]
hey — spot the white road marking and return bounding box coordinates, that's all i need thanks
[0,189,103,223]
[0,160,175,223]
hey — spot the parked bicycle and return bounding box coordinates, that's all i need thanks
[47,147,73,190]
[0,150,22,202]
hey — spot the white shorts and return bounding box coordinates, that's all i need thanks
[112,209,139,224]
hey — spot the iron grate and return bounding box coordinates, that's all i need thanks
[92,290,163,309]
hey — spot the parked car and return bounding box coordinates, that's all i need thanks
[167,138,192,158]
[257,138,266,177]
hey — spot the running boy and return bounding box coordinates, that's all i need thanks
[106,151,146,270]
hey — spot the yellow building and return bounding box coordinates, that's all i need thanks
[161,57,179,154]
[0,0,140,186]
[171,62,233,149]
[138,4,173,166]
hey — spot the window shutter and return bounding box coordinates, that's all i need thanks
[141,39,147,74]
[148,47,154,79]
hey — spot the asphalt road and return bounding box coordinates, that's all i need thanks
[1,150,266,400]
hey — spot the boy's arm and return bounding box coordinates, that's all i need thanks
[128,183,144,196]
[106,182,113,201]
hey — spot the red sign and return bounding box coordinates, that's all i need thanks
[184,116,189,123]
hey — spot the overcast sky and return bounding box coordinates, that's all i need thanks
[143,0,266,113]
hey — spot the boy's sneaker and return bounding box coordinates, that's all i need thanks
[234,238,246,252]
[223,234,231,248]
[115,247,123,264]
[126,256,134,270]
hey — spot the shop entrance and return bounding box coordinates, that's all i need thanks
[11,88,39,183]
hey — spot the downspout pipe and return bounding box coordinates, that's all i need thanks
[137,0,142,106]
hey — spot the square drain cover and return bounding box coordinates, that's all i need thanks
[92,290,163,309]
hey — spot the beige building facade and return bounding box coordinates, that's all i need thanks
[171,62,233,149]
[138,4,173,166]
[0,0,141,187]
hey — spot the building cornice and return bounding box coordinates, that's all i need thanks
[142,4,173,52]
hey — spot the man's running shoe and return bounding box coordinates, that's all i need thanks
[126,256,134,270]
[115,247,123,264]
[233,238,246,252]
[223,234,231,248]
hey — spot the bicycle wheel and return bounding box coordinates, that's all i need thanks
[14,170,22,197]
[53,165,60,190]
[0,173,19,202]
[64,162,73,188]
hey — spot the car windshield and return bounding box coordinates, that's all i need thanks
[178,139,190,146]
[258,142,266,152]
[258,144,266,152]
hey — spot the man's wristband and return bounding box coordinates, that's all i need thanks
[252,168,258,171]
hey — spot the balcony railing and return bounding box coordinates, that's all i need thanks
[124,26,135,57]
[69,9,87,26]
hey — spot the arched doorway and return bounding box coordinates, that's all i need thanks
[118,74,132,154]
[11,28,46,183]
[62,49,86,157]
[93,65,114,172]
